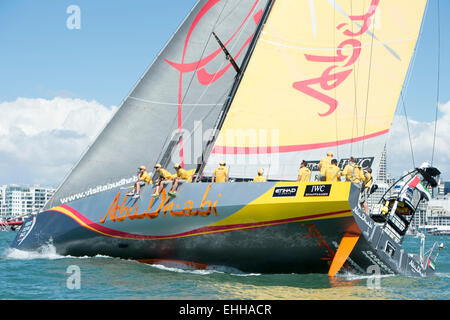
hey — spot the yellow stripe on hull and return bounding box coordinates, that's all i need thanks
[210,181,354,227]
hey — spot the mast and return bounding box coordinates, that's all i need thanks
[195,0,276,180]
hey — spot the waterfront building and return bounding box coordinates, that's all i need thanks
[0,185,55,217]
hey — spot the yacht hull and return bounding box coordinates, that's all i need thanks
[10,181,434,275]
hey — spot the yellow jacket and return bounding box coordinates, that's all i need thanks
[354,166,364,183]
[342,163,364,183]
[298,167,311,182]
[213,166,228,183]
[157,168,173,180]
[253,175,266,182]
[319,156,332,175]
[325,165,341,182]
[175,168,192,182]
[363,172,372,189]
[139,171,152,184]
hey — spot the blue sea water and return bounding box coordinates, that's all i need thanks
[0,231,448,300]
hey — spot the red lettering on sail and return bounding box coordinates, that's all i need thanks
[164,1,262,86]
[304,39,362,68]
[338,0,380,37]
[293,66,352,117]
[163,0,262,167]
[292,1,379,117]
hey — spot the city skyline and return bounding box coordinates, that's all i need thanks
[0,1,449,187]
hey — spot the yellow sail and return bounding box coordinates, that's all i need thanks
[205,0,427,180]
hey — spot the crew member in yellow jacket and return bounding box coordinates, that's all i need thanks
[168,163,192,197]
[325,159,341,182]
[360,168,373,214]
[297,160,311,182]
[253,168,266,182]
[153,163,173,197]
[129,165,152,198]
[341,157,364,183]
[318,151,333,181]
[212,161,229,183]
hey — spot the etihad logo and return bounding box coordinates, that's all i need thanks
[100,184,221,224]
[272,186,298,198]
[292,0,380,117]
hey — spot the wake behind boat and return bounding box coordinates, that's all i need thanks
[11,0,445,277]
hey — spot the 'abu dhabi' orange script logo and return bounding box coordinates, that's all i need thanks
[100,184,221,224]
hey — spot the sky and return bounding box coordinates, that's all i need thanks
[0,0,449,187]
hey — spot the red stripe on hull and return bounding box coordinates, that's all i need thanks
[58,204,350,240]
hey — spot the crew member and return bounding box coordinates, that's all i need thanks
[361,168,373,214]
[325,159,341,182]
[153,163,173,197]
[168,163,192,197]
[341,157,364,183]
[212,161,228,183]
[128,165,152,198]
[318,151,333,181]
[297,160,311,182]
[253,168,266,182]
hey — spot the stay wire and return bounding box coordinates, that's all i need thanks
[400,90,416,168]
[392,0,430,172]
[431,0,440,166]
[361,2,376,158]
[153,0,230,166]
[333,1,339,160]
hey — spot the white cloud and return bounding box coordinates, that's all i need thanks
[387,101,450,180]
[0,97,117,186]
[1,97,448,186]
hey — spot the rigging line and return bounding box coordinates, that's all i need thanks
[349,0,353,156]
[196,0,276,179]
[189,2,255,109]
[350,0,357,157]
[389,0,429,173]
[400,90,416,168]
[179,0,230,167]
[215,0,241,29]
[173,2,258,156]
[431,0,440,166]
[361,1,376,158]
[397,1,429,115]
[260,38,414,52]
[333,0,339,160]
[127,97,225,107]
[154,0,230,167]
[179,0,230,112]
[164,2,262,173]
[181,89,231,162]
[351,0,366,159]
